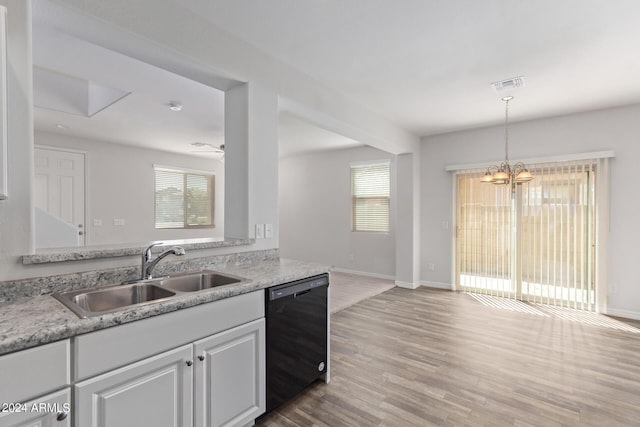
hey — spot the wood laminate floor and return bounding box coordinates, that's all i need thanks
[257,287,640,426]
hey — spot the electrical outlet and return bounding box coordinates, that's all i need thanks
[255,224,265,239]
[428,263,435,271]
[93,219,103,227]
[265,224,273,238]
[113,219,125,226]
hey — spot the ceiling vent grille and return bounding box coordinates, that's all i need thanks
[491,76,525,92]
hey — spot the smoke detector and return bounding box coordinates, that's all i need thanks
[491,76,525,92]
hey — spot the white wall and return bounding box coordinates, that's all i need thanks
[421,103,640,317]
[0,0,33,280]
[279,146,396,278]
[35,131,224,246]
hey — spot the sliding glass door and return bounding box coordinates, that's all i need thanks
[456,161,596,310]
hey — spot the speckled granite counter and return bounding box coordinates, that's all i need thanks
[22,237,254,264]
[0,258,330,356]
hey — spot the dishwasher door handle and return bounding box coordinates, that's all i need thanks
[294,289,311,298]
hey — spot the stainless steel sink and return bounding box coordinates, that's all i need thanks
[54,282,176,318]
[157,271,248,292]
[53,270,250,318]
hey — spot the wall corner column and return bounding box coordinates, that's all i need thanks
[395,150,421,288]
[224,82,278,249]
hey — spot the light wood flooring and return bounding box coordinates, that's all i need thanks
[257,286,640,426]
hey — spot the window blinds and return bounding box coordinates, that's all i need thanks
[351,162,390,232]
[456,160,597,311]
[155,167,214,229]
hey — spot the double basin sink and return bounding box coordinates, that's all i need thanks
[54,271,250,318]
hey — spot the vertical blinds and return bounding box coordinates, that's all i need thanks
[456,160,596,311]
[155,167,214,229]
[351,162,390,232]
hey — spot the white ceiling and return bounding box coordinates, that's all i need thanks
[32,7,226,159]
[177,0,640,136]
[33,0,640,157]
[279,112,362,158]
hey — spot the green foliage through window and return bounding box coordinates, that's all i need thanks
[155,168,214,229]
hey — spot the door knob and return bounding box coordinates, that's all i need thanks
[79,231,84,236]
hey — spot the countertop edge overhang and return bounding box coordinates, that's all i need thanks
[0,258,331,356]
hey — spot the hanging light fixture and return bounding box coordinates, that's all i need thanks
[480,96,533,186]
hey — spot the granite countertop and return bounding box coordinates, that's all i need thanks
[0,258,330,356]
[22,237,254,264]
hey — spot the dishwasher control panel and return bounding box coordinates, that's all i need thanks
[268,274,329,300]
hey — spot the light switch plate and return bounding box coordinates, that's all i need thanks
[93,219,103,227]
[265,224,273,238]
[113,218,125,226]
[255,224,265,239]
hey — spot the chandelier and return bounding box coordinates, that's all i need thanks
[480,96,533,185]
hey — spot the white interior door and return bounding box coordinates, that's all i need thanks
[34,147,86,246]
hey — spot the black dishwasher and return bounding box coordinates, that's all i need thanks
[264,274,329,413]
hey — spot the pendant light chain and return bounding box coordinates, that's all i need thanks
[480,95,534,186]
[504,96,509,163]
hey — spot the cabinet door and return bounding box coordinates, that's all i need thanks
[0,388,71,427]
[75,345,193,427]
[194,319,265,427]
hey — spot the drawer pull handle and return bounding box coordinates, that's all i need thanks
[186,360,193,367]
[198,355,205,361]
[56,411,69,421]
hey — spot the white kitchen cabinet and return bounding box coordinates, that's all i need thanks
[0,388,71,427]
[74,345,193,427]
[74,292,265,427]
[194,319,265,427]
[0,340,70,405]
[74,291,263,381]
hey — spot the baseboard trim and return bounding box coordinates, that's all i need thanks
[330,268,395,281]
[395,280,419,289]
[605,308,640,321]
[420,281,453,290]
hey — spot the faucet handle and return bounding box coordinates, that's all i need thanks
[144,242,164,258]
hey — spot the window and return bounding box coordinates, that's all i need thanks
[350,162,390,232]
[154,166,214,229]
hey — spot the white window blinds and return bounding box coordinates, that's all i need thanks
[155,167,214,229]
[456,159,598,311]
[351,162,390,232]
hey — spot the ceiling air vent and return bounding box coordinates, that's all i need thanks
[491,76,525,92]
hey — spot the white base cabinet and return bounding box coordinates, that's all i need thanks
[0,388,71,427]
[195,319,265,427]
[75,345,193,427]
[2,290,267,427]
[74,318,265,427]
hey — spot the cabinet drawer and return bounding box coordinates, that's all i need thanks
[74,291,264,381]
[0,340,70,404]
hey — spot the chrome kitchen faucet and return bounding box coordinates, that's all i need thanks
[141,243,186,280]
